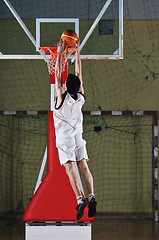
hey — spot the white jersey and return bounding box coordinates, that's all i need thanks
[53,91,85,140]
[53,91,88,165]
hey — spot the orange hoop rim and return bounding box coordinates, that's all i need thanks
[39,46,74,56]
[39,46,75,75]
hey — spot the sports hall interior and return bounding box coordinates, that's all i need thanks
[0,0,159,239]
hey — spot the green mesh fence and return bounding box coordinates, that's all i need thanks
[83,114,153,216]
[0,115,47,215]
[0,113,154,218]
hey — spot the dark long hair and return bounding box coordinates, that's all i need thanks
[66,74,80,99]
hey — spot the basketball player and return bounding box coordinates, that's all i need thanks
[53,39,97,220]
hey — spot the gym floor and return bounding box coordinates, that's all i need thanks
[0,217,158,240]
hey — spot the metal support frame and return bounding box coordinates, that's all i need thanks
[34,147,47,194]
[119,0,123,58]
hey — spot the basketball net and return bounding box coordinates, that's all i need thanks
[39,47,74,75]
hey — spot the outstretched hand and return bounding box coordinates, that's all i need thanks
[74,39,80,52]
[57,39,66,55]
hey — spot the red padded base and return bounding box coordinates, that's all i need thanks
[23,111,95,222]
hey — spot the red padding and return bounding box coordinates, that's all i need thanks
[23,111,95,222]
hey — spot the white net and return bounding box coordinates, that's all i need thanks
[40,47,75,75]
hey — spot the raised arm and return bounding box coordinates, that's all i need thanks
[75,41,84,94]
[55,40,65,99]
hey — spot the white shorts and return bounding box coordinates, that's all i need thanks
[56,132,88,165]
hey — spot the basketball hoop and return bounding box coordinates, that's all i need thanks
[39,47,74,75]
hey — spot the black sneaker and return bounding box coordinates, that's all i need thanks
[76,199,88,220]
[88,196,97,218]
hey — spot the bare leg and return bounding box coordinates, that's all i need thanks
[77,159,94,194]
[78,159,97,218]
[63,161,81,197]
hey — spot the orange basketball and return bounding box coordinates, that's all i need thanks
[61,30,78,47]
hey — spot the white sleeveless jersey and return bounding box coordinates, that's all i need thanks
[53,92,85,142]
[53,91,88,164]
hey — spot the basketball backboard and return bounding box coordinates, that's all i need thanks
[0,0,123,59]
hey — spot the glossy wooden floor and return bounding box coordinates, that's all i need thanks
[0,217,159,240]
[93,218,159,240]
